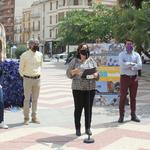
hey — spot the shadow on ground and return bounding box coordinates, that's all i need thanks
[37,133,77,149]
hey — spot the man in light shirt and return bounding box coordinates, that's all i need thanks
[118,39,142,123]
[19,39,43,125]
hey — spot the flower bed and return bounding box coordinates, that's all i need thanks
[0,59,24,108]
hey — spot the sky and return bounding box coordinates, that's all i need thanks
[15,0,35,17]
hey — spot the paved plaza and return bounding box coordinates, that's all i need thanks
[0,61,150,150]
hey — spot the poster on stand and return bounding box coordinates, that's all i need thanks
[90,42,123,106]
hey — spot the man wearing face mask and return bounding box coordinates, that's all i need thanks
[19,39,43,125]
[118,39,142,123]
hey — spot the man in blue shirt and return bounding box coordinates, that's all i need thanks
[118,39,142,123]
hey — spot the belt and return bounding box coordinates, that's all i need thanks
[121,74,137,78]
[24,75,40,79]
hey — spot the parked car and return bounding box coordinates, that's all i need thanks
[65,51,76,64]
[52,53,68,62]
[141,50,150,64]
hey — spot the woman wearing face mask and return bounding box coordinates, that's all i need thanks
[118,39,142,123]
[66,43,99,136]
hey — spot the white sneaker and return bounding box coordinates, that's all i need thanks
[0,122,8,129]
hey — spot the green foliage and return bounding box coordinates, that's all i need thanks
[15,45,27,59]
[57,2,149,54]
[58,5,113,44]
[117,0,149,9]
[111,2,150,53]
[58,10,91,45]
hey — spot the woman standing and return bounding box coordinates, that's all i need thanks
[66,43,99,136]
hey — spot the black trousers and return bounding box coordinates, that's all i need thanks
[0,87,4,123]
[72,90,95,130]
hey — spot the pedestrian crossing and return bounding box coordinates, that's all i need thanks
[38,63,73,110]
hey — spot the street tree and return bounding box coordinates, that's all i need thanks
[58,10,91,45]
[111,2,150,55]
[58,4,113,45]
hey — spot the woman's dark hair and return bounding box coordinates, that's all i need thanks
[76,43,90,59]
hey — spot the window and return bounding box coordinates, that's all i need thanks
[56,15,58,23]
[56,1,58,9]
[63,0,65,6]
[50,2,52,10]
[38,21,40,30]
[32,22,35,31]
[88,0,92,6]
[49,30,52,38]
[50,16,52,24]
[58,12,64,22]
[56,28,58,37]
[74,0,78,5]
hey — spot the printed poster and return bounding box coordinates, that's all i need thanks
[98,66,120,82]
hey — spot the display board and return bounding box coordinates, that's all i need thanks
[89,42,124,106]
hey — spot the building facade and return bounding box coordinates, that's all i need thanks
[22,8,31,44]
[43,0,93,54]
[45,0,93,43]
[0,0,15,43]
[14,16,22,44]
[14,0,117,54]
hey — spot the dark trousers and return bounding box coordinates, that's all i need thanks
[119,75,138,116]
[72,90,95,130]
[0,87,4,123]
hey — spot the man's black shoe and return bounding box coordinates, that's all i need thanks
[118,116,124,123]
[76,129,81,136]
[131,115,140,122]
[85,129,92,135]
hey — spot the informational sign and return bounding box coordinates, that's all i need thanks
[90,42,123,106]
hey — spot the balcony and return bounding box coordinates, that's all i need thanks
[3,23,14,27]
[24,28,31,32]
[32,27,40,32]
[0,4,14,11]
[31,13,40,18]
[0,13,14,18]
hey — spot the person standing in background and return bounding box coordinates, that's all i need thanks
[118,39,142,123]
[0,38,8,129]
[66,43,99,136]
[0,85,8,129]
[19,39,43,125]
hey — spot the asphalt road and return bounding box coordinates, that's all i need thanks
[142,63,150,75]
